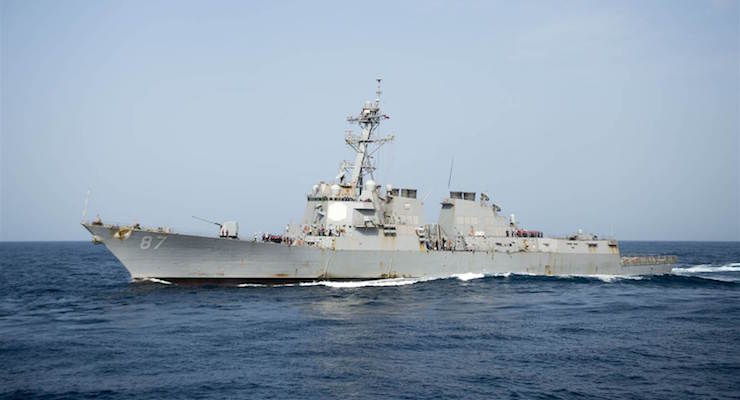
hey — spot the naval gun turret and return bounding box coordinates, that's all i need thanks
[192,216,239,239]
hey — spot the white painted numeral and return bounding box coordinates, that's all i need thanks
[140,236,167,250]
[154,236,167,249]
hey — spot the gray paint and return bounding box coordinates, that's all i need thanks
[83,223,671,281]
[81,83,675,281]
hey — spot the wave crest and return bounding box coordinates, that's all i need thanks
[673,263,740,273]
[588,275,645,282]
[300,272,492,288]
[452,272,486,281]
[135,277,173,285]
[232,265,740,289]
[299,277,430,288]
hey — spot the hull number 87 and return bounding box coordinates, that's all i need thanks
[140,236,167,250]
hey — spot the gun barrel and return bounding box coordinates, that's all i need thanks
[192,216,222,227]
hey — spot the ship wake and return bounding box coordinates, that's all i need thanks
[134,277,173,285]
[672,263,740,274]
[231,272,669,288]
[195,267,739,288]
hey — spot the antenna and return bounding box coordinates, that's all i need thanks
[376,77,382,104]
[81,189,91,222]
[447,157,454,189]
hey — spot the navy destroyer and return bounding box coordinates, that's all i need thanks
[82,80,676,283]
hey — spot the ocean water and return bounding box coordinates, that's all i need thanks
[1,241,739,399]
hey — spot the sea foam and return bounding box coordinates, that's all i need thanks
[673,263,740,273]
[452,272,486,281]
[299,277,428,288]
[139,277,173,285]
[300,272,492,288]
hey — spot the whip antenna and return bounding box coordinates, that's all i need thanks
[447,157,454,189]
[81,189,91,222]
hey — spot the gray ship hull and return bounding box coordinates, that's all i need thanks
[84,223,673,283]
[80,82,678,285]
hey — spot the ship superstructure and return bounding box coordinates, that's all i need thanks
[83,80,675,283]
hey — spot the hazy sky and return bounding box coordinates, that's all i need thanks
[1,0,738,241]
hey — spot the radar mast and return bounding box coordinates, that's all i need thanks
[340,78,394,194]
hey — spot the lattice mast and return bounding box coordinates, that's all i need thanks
[339,78,394,194]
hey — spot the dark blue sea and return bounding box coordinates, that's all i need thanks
[1,241,739,399]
